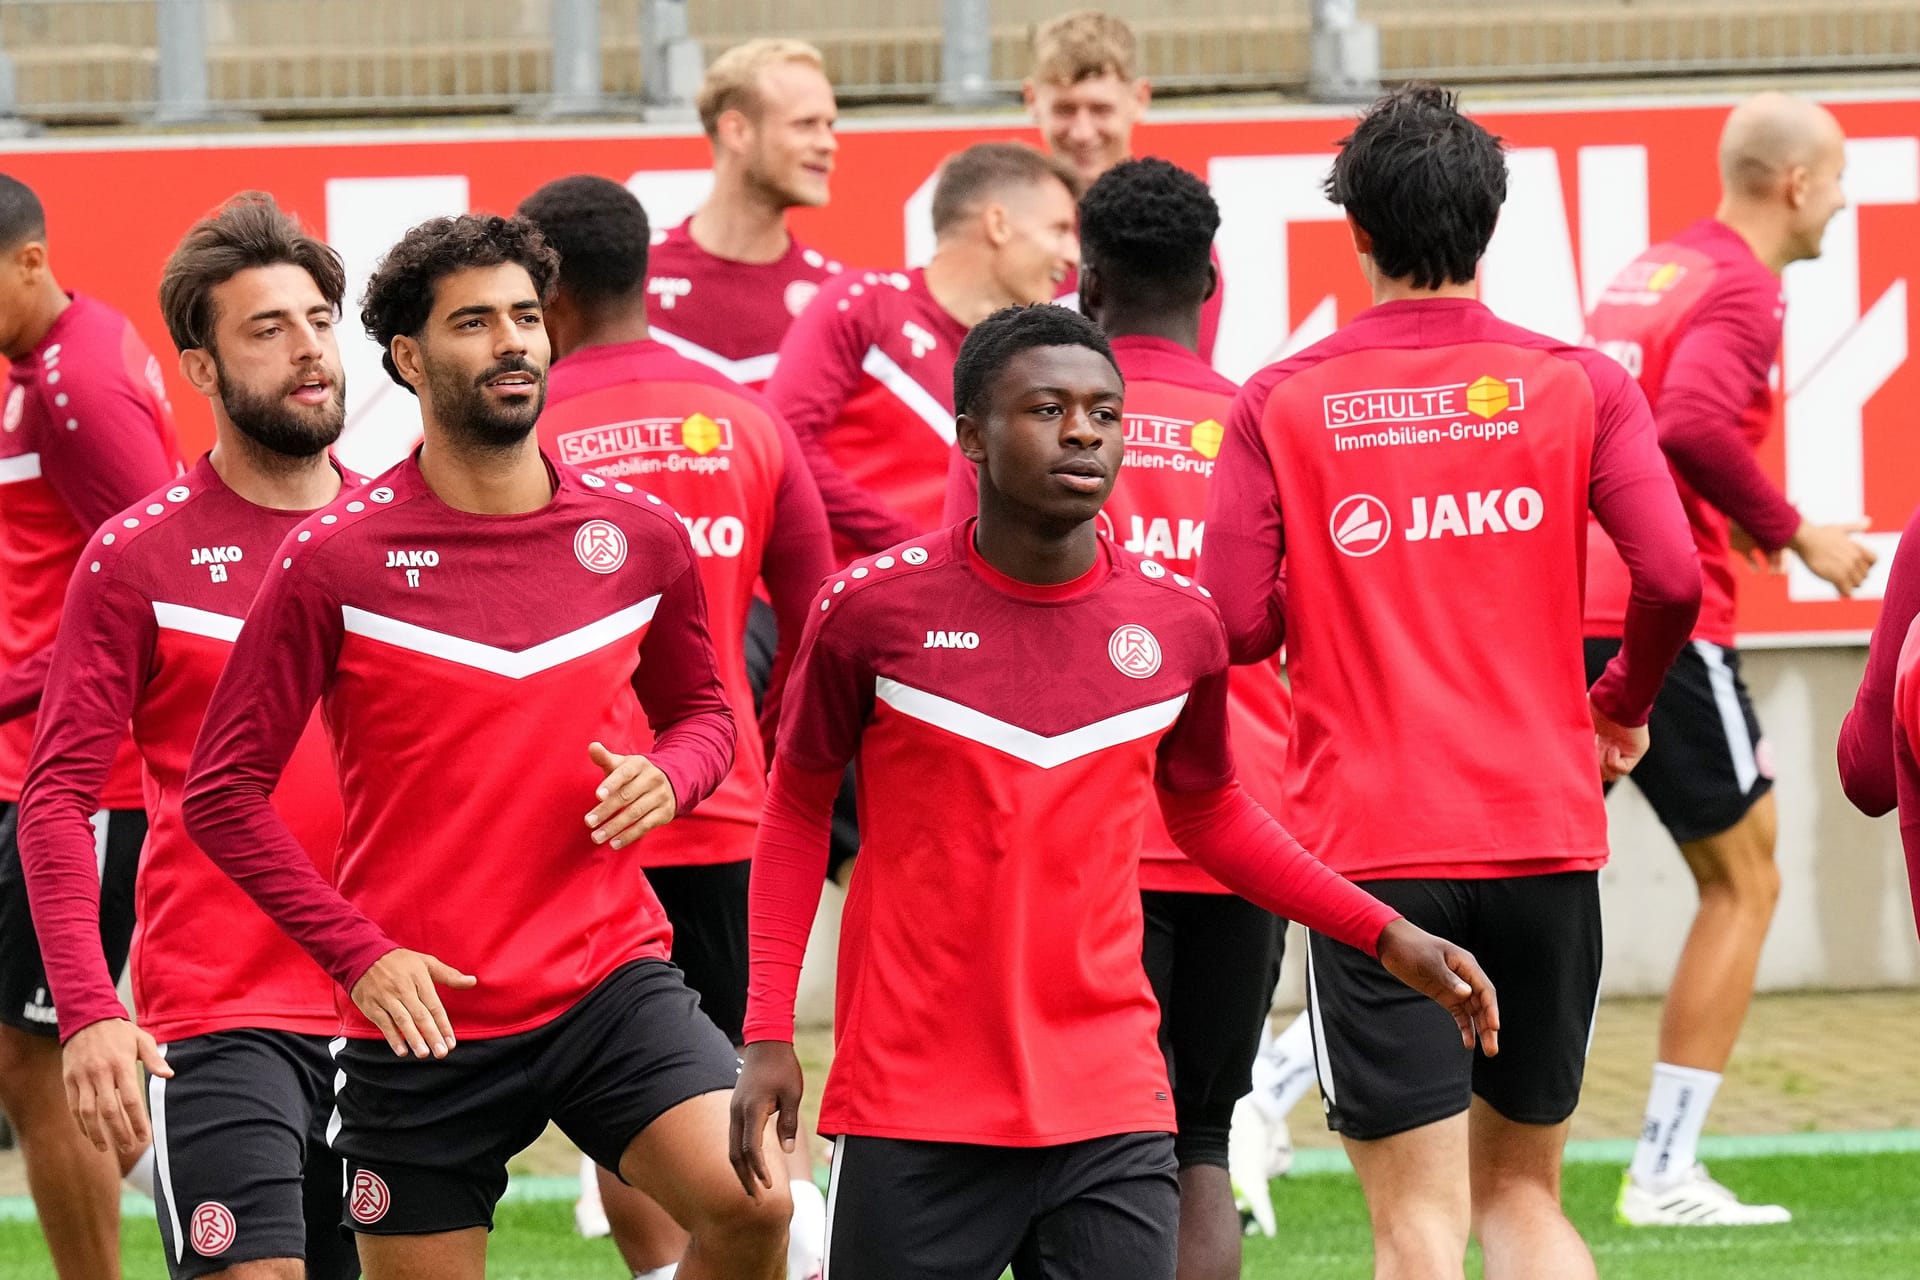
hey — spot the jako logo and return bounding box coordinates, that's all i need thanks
[1406,488,1543,541]
[191,546,243,566]
[923,630,979,649]
[681,515,745,558]
[385,550,439,568]
[1329,494,1392,557]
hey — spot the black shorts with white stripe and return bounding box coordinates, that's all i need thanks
[149,1029,355,1280]
[0,803,143,1037]
[1306,871,1602,1141]
[1584,637,1774,844]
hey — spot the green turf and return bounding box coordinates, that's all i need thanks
[4,1151,1917,1278]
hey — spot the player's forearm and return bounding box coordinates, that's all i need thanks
[1656,394,1801,550]
[634,571,737,816]
[1590,468,1702,726]
[16,792,126,1040]
[1196,530,1287,664]
[1840,508,1920,815]
[742,761,839,1043]
[181,777,394,990]
[1160,782,1399,956]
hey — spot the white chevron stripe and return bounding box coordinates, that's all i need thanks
[0,453,43,484]
[341,597,659,679]
[651,328,779,385]
[875,678,1185,769]
[152,601,243,643]
[861,347,955,444]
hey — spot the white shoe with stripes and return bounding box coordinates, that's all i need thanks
[1615,1165,1791,1226]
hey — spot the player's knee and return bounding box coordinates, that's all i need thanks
[692,1176,791,1251]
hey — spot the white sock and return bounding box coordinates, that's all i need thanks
[633,1266,677,1280]
[121,1144,156,1198]
[788,1177,827,1279]
[1629,1063,1721,1191]
[1250,1012,1317,1122]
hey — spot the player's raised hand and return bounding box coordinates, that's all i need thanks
[730,1040,805,1198]
[1376,918,1500,1056]
[1591,696,1650,783]
[350,948,476,1060]
[1790,518,1876,595]
[62,1017,171,1153]
[586,741,677,850]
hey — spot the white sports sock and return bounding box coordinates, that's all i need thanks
[788,1177,828,1279]
[1250,1011,1317,1122]
[633,1266,677,1280]
[121,1144,156,1199]
[1629,1063,1722,1192]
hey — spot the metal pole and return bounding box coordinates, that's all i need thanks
[937,0,994,107]
[153,0,217,124]
[547,0,605,116]
[1308,0,1382,103]
[640,0,703,120]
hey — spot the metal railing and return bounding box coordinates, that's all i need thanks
[0,0,1916,126]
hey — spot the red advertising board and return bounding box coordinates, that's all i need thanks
[3,92,1914,642]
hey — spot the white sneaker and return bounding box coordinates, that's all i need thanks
[1228,1095,1278,1237]
[787,1177,827,1280]
[1615,1164,1791,1226]
[121,1145,155,1200]
[574,1153,611,1239]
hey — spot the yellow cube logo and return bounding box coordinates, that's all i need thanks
[1190,419,1224,460]
[680,413,722,455]
[1648,262,1682,292]
[1465,376,1511,419]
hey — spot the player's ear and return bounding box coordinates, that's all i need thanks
[15,240,46,280]
[983,201,1013,248]
[389,334,427,392]
[1785,163,1811,210]
[1022,79,1040,119]
[1201,260,1219,304]
[178,347,218,398]
[1079,263,1105,322]
[1344,211,1373,257]
[956,412,988,464]
[1133,77,1152,113]
[717,108,752,157]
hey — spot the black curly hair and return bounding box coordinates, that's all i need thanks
[952,304,1119,421]
[1324,82,1507,289]
[1078,157,1218,309]
[359,213,560,391]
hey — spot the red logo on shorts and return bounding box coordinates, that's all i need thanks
[574,519,629,574]
[349,1170,391,1225]
[190,1201,237,1256]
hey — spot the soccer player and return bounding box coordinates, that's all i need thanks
[19,192,360,1280]
[731,303,1498,1279]
[1025,10,1224,363]
[181,213,789,1280]
[1582,92,1872,1226]
[1838,502,1920,937]
[646,38,844,391]
[768,141,1079,569]
[941,156,1285,1277]
[1201,85,1702,1279]
[521,173,834,1280]
[0,172,181,1280]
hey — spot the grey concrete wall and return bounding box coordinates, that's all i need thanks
[794,645,1918,1026]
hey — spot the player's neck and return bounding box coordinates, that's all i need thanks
[208,430,342,511]
[1369,275,1479,306]
[415,431,553,515]
[1714,202,1793,274]
[972,498,1101,586]
[924,247,1014,329]
[1098,308,1200,353]
[7,280,70,360]
[688,186,793,265]
[569,304,652,356]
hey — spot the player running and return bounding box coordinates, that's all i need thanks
[646,38,844,391]
[0,171,181,1280]
[19,192,361,1280]
[1025,10,1225,363]
[732,302,1497,1279]
[768,140,1079,569]
[1582,91,1872,1227]
[521,173,835,1280]
[1201,85,1702,1279]
[943,157,1287,1278]
[182,213,788,1280]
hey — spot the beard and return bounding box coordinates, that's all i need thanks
[216,357,345,458]
[427,354,547,451]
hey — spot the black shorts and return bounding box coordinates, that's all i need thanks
[330,958,738,1236]
[647,859,749,1044]
[823,1131,1178,1280]
[1585,637,1774,844]
[149,1030,357,1279]
[0,803,144,1037]
[746,595,860,882]
[1306,871,1602,1141]
[1140,890,1283,1170]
